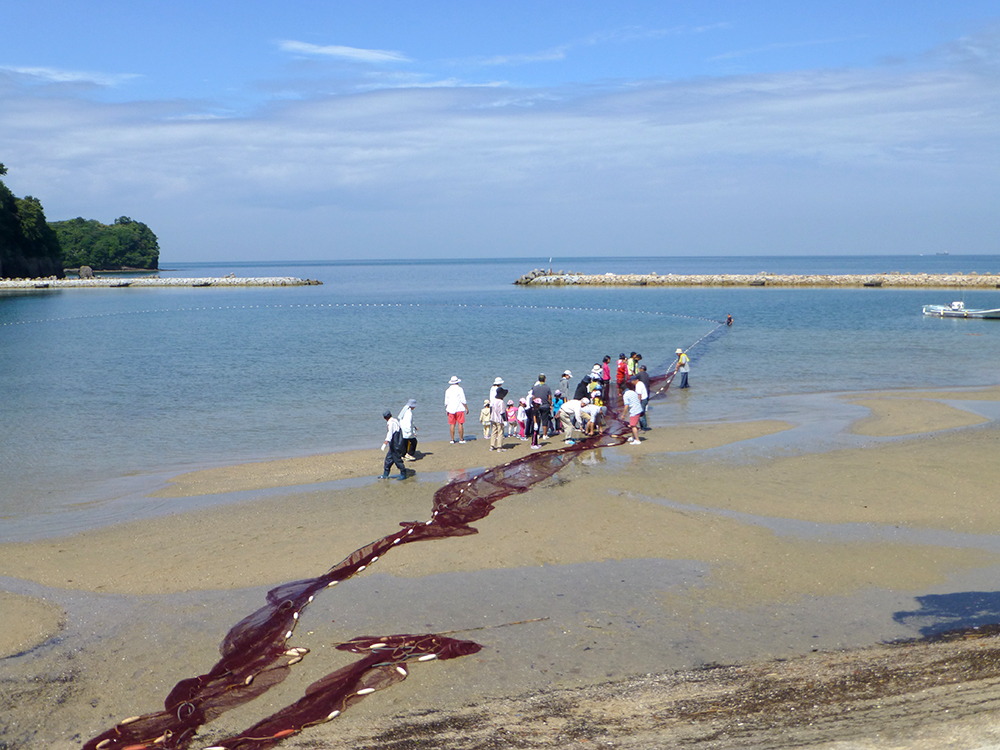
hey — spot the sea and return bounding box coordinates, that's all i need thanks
[3,254,1000,543]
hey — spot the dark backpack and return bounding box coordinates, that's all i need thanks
[390,428,405,453]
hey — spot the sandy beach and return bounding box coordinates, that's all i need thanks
[3,387,1000,748]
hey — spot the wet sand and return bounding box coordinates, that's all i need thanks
[0,592,64,659]
[4,389,1000,748]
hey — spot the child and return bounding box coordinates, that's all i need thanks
[551,389,565,435]
[505,399,517,437]
[479,399,491,439]
[516,398,527,439]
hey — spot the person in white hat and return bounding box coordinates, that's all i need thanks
[397,398,419,460]
[490,376,505,402]
[674,348,690,389]
[559,370,572,396]
[444,375,468,443]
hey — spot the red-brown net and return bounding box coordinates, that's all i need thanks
[83,325,723,749]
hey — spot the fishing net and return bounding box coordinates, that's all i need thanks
[83,321,725,750]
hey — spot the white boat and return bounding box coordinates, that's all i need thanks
[922,301,1000,319]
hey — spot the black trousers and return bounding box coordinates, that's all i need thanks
[383,449,404,475]
[534,406,551,441]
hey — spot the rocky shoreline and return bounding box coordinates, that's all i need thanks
[0,276,321,289]
[514,268,1000,288]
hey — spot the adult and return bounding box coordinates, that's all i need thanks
[490,386,508,451]
[726,314,733,326]
[627,352,640,380]
[488,377,505,442]
[490,376,504,402]
[444,375,469,443]
[573,373,593,401]
[636,365,651,431]
[581,401,605,436]
[616,353,628,394]
[380,409,407,479]
[530,373,553,448]
[559,370,572,396]
[397,398,418,460]
[675,348,690,389]
[558,397,588,442]
[523,387,537,444]
[622,382,643,444]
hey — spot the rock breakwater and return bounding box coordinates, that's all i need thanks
[514,269,1000,288]
[0,276,322,290]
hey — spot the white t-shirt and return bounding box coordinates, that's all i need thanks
[444,384,467,414]
[384,416,401,443]
[623,389,643,415]
[635,380,648,400]
[560,399,584,423]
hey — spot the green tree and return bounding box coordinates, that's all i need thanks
[50,216,160,270]
[0,165,64,278]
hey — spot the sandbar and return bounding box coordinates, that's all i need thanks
[4,390,1000,749]
[848,397,989,436]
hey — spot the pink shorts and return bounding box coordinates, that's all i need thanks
[448,411,466,425]
[628,415,640,428]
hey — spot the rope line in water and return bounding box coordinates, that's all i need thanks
[0,301,723,327]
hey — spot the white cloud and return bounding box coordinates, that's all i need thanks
[0,65,139,87]
[929,24,1000,67]
[358,77,508,91]
[477,47,569,66]
[474,23,732,68]
[277,40,410,64]
[2,41,997,258]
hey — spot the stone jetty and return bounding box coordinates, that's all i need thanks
[0,276,322,290]
[514,269,1000,289]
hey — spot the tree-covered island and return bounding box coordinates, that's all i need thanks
[0,162,160,278]
[50,216,160,271]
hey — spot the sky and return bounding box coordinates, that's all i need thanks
[1,1,998,261]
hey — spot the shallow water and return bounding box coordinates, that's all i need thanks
[3,255,1000,538]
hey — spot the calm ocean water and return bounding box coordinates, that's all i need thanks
[3,254,1000,541]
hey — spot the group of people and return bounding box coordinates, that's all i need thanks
[377,348,692,477]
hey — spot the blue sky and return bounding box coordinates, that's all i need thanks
[1,1,998,261]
